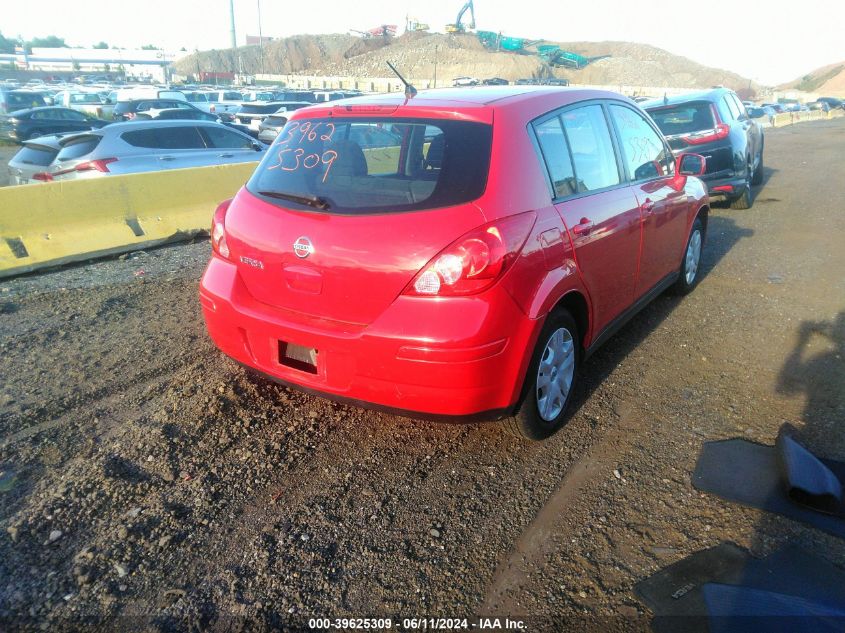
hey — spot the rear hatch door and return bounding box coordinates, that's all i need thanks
[225,113,494,325]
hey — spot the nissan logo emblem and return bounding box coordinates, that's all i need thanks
[293,236,314,259]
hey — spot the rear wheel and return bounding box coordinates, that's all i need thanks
[729,162,753,210]
[501,309,580,441]
[671,216,705,295]
[26,130,44,140]
[751,149,764,186]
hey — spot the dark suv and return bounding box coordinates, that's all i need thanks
[0,89,47,115]
[112,99,207,122]
[643,88,763,209]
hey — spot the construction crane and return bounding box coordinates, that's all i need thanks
[446,0,476,33]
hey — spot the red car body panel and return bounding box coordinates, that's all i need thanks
[200,87,708,419]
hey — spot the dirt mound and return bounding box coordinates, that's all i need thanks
[174,32,759,91]
[780,61,845,95]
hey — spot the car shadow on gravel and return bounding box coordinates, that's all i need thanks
[571,214,754,417]
[746,310,845,564]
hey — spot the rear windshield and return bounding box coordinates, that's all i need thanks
[647,102,715,136]
[184,92,208,103]
[8,92,46,109]
[70,93,102,104]
[240,104,281,114]
[247,117,493,214]
[56,136,101,161]
[14,144,58,166]
[263,116,288,126]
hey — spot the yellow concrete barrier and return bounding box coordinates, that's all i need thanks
[0,162,258,279]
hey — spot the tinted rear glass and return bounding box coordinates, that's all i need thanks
[14,144,59,166]
[8,92,46,109]
[240,104,280,114]
[56,136,101,161]
[247,117,492,214]
[648,102,715,136]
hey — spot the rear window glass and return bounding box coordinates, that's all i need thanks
[56,136,101,161]
[14,144,58,166]
[223,92,243,101]
[648,102,715,136]
[8,92,46,109]
[247,117,492,214]
[70,94,102,104]
[263,116,288,126]
[185,93,208,103]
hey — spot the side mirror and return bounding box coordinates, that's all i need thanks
[252,142,264,151]
[678,153,706,176]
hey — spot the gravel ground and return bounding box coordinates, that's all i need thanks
[1,119,844,632]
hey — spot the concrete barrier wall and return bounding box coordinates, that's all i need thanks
[770,108,844,127]
[0,162,257,278]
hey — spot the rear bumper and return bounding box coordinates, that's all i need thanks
[199,256,540,418]
[700,172,748,200]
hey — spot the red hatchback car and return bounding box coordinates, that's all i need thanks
[200,87,708,440]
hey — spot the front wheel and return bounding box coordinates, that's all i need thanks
[501,309,580,441]
[670,216,705,295]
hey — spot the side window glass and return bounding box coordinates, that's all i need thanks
[201,126,253,149]
[534,116,577,198]
[609,105,672,180]
[723,96,738,121]
[731,94,747,119]
[560,104,620,192]
[156,126,206,149]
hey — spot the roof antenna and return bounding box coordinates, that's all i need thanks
[386,61,417,99]
[663,92,669,105]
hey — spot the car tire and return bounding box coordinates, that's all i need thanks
[501,309,580,441]
[729,165,753,210]
[670,215,705,295]
[26,130,44,140]
[751,150,764,186]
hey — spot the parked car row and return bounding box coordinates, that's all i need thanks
[7,120,266,185]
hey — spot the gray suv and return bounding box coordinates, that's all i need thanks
[44,120,266,181]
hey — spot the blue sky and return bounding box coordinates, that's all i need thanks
[5,0,844,85]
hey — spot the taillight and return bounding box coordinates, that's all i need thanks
[125,112,136,120]
[404,212,536,297]
[209,104,216,113]
[211,199,232,259]
[33,172,53,181]
[683,123,730,145]
[74,158,117,173]
[51,158,116,177]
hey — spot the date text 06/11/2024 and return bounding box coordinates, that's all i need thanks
[307,617,527,630]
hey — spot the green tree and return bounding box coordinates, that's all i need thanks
[25,35,68,52]
[93,41,109,49]
[140,44,161,50]
[0,31,17,54]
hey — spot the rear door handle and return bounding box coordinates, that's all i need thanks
[217,153,234,158]
[571,219,594,236]
[158,156,175,161]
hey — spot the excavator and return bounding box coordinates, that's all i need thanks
[446,0,476,33]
